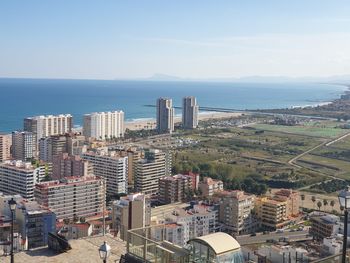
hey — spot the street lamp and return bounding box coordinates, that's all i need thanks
[339,187,350,263]
[98,241,111,263]
[8,198,16,263]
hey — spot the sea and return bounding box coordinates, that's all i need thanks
[0,78,347,133]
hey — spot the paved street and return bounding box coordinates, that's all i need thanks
[236,230,310,245]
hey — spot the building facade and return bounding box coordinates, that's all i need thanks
[218,190,257,235]
[182,96,199,129]
[82,151,128,196]
[135,149,172,195]
[158,174,194,204]
[24,114,73,141]
[310,214,341,241]
[0,160,46,200]
[156,98,174,134]
[166,204,218,246]
[198,177,224,197]
[35,175,105,221]
[0,134,11,162]
[255,196,289,230]
[112,193,151,241]
[15,200,56,249]
[52,153,93,180]
[12,131,37,161]
[83,111,124,140]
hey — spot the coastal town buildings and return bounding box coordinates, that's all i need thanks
[198,177,224,197]
[12,131,37,161]
[0,160,46,200]
[309,214,341,241]
[83,111,124,140]
[24,114,73,141]
[135,149,172,195]
[156,98,174,134]
[165,204,218,246]
[15,199,56,249]
[82,151,128,196]
[218,190,257,235]
[112,193,151,241]
[182,96,199,129]
[0,134,11,162]
[52,153,93,180]
[158,174,195,204]
[34,175,105,221]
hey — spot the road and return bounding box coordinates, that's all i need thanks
[236,230,310,245]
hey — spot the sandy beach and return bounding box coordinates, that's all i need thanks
[124,112,242,131]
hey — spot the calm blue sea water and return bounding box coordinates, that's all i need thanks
[0,78,347,132]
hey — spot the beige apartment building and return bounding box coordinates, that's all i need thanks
[52,153,93,179]
[112,193,151,241]
[158,174,194,204]
[255,196,288,230]
[0,134,11,162]
[218,190,257,235]
[24,114,73,141]
[273,189,300,217]
[35,175,105,221]
[198,177,224,197]
[135,149,172,195]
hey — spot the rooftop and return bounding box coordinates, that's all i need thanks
[190,232,241,255]
[1,234,126,263]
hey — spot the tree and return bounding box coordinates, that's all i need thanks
[311,196,316,209]
[317,201,322,211]
[301,194,305,209]
[323,199,328,212]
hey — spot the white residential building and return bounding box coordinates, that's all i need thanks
[35,175,105,220]
[24,114,73,141]
[83,111,124,140]
[82,151,128,196]
[0,160,46,200]
[166,204,218,246]
[182,96,199,129]
[156,98,174,134]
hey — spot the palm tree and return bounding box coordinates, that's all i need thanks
[323,199,328,212]
[317,201,322,211]
[311,196,316,209]
[330,200,335,211]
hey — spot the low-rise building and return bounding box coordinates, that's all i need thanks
[310,214,341,241]
[35,175,105,221]
[166,204,218,246]
[323,237,343,256]
[198,177,223,197]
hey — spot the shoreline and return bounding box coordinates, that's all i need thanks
[124,112,242,131]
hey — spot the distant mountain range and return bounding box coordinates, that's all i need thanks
[138,73,350,84]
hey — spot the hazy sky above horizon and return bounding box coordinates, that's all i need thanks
[1,1,350,79]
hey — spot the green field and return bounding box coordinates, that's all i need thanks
[250,122,347,138]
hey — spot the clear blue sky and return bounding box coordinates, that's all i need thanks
[1,1,350,79]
